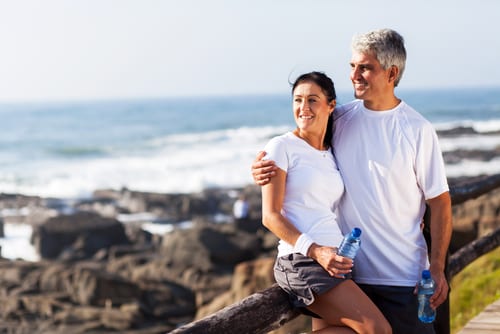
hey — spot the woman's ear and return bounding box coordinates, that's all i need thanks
[329,100,336,113]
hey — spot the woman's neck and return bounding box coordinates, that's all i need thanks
[293,129,327,150]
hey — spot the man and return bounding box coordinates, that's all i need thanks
[252,28,452,334]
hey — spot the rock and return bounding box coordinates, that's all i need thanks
[31,211,131,260]
[68,264,142,306]
[0,178,499,332]
[161,223,261,272]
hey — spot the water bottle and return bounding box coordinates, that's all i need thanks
[338,227,361,259]
[417,269,436,323]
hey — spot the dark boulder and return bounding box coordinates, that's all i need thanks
[31,211,131,260]
[161,223,262,272]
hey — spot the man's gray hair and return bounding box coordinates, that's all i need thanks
[351,28,406,87]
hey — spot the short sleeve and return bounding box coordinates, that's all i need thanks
[263,135,289,173]
[415,123,449,199]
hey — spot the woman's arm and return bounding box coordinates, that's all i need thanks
[261,168,352,278]
[261,167,302,247]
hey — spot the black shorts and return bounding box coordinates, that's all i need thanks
[358,284,435,334]
[274,253,346,317]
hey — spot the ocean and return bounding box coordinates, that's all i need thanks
[1,87,500,200]
[1,87,500,261]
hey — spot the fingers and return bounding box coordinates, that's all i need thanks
[327,254,353,277]
[429,274,449,309]
[325,265,351,278]
[254,150,266,162]
[255,178,269,186]
[251,151,277,185]
[312,246,352,278]
[251,160,276,171]
[251,167,276,185]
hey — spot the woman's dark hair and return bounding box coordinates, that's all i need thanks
[291,71,336,149]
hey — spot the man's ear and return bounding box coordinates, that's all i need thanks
[388,65,399,84]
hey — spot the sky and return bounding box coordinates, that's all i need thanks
[0,0,499,102]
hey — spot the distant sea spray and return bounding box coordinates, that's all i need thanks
[1,87,500,199]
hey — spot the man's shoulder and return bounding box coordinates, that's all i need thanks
[398,101,433,126]
[333,99,361,121]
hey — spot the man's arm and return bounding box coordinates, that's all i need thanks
[426,191,452,309]
[251,151,278,185]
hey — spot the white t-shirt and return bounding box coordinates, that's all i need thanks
[264,132,345,257]
[333,99,449,286]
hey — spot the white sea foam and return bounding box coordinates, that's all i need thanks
[1,119,500,199]
[445,157,500,178]
[434,119,500,133]
[0,125,292,198]
[439,134,500,151]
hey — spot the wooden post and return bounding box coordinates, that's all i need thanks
[169,284,300,334]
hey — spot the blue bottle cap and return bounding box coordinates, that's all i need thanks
[352,228,361,238]
[422,270,431,279]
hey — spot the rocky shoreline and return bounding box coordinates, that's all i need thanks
[1,173,500,333]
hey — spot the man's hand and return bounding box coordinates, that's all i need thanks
[251,151,278,186]
[429,269,448,309]
[413,269,449,309]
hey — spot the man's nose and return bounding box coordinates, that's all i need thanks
[351,67,361,80]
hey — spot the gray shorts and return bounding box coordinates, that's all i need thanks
[274,253,346,316]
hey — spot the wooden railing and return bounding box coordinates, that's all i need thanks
[170,174,500,334]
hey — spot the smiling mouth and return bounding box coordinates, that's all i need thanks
[299,115,313,119]
[353,82,367,89]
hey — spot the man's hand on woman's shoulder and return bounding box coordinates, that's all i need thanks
[251,151,277,186]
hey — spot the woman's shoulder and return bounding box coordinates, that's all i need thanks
[267,131,296,144]
[265,132,294,152]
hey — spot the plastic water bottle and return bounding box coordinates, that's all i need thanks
[338,227,361,259]
[417,269,436,323]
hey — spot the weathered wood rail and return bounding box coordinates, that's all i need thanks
[170,173,500,334]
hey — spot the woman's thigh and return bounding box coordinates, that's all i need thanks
[307,280,390,333]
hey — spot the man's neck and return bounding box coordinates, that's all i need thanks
[363,96,401,111]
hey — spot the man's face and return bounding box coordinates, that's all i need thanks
[349,51,393,107]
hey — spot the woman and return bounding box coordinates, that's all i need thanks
[261,72,391,334]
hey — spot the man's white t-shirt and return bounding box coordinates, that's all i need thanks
[264,132,345,257]
[333,100,449,286]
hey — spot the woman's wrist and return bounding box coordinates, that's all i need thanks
[294,233,314,257]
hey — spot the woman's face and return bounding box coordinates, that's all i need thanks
[293,81,334,134]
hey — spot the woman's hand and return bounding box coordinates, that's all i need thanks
[308,244,353,278]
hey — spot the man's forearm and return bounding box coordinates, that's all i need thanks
[428,192,453,272]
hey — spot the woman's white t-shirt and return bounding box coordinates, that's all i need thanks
[264,132,345,257]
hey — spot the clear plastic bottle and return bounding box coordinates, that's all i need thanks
[417,269,436,323]
[338,227,361,259]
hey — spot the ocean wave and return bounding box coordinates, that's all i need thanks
[2,117,500,199]
[434,119,500,133]
[150,124,292,147]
